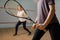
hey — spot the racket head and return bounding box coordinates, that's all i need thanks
[4,0,36,23]
[4,0,27,16]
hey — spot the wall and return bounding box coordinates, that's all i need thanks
[55,0,60,22]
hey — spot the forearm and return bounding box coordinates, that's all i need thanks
[43,5,55,28]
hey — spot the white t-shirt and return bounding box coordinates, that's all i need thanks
[17,10,27,22]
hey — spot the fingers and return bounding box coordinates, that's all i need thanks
[36,24,47,32]
[32,24,36,29]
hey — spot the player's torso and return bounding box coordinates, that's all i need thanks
[37,0,49,23]
[17,10,26,22]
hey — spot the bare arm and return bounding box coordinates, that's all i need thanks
[43,4,55,28]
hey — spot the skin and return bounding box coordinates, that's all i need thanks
[17,5,23,11]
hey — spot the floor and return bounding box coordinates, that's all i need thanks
[0,26,51,40]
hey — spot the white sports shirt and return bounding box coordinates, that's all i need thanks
[17,10,27,22]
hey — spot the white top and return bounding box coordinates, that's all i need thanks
[17,10,27,22]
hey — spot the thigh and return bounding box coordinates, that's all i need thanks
[32,29,45,40]
[22,21,26,27]
[16,21,22,26]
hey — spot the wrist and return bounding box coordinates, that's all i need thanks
[43,22,47,28]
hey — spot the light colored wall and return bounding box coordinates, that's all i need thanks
[55,0,60,23]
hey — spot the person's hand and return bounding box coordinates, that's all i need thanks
[36,24,45,30]
[32,24,36,29]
